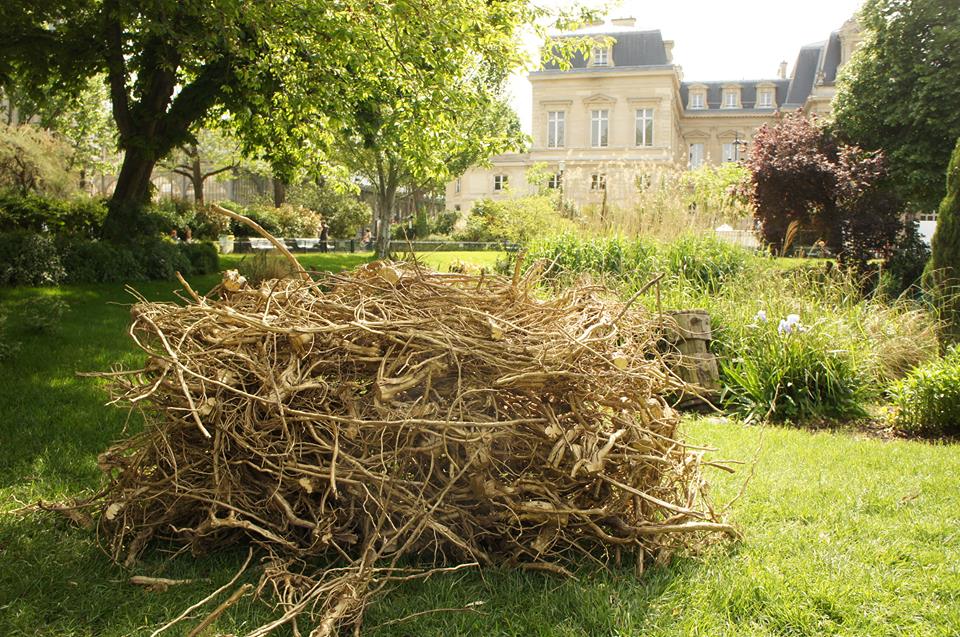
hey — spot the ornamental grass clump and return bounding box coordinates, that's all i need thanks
[89,227,735,636]
[889,347,960,437]
[719,312,868,423]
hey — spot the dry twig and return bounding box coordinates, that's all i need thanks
[93,251,735,636]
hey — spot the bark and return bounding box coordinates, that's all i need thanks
[191,153,204,204]
[102,146,158,243]
[100,3,235,240]
[273,179,287,207]
[375,185,397,258]
[374,156,400,259]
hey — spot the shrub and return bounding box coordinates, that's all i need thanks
[0,231,66,286]
[149,199,232,240]
[878,220,930,298]
[134,237,193,281]
[663,235,749,292]
[57,237,144,284]
[286,182,371,239]
[457,195,573,244]
[272,204,323,237]
[20,296,70,334]
[720,316,868,423]
[744,111,902,268]
[432,210,459,236]
[148,198,195,233]
[190,204,231,239]
[890,348,960,437]
[0,192,107,238]
[180,242,219,275]
[237,252,297,286]
[221,202,280,237]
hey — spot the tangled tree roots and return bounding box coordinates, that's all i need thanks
[95,258,736,636]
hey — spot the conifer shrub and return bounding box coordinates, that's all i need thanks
[930,138,960,347]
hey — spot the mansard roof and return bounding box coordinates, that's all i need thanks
[539,29,671,71]
[782,30,843,107]
[679,80,790,112]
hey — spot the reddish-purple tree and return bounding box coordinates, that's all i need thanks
[744,112,902,268]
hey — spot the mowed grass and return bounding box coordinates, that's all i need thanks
[219,249,504,274]
[1,252,958,636]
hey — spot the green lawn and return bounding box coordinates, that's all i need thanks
[1,256,958,636]
[219,249,504,274]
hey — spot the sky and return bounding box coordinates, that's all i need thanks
[508,0,865,133]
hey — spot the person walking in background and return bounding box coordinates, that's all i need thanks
[361,228,372,250]
[319,221,330,253]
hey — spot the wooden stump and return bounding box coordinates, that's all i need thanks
[662,310,720,408]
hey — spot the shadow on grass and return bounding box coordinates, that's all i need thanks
[0,513,271,636]
[0,279,221,494]
[0,508,712,637]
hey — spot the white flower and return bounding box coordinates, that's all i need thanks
[754,310,767,323]
[778,313,806,335]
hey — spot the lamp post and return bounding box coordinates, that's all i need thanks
[733,133,748,163]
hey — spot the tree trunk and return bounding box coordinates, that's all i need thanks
[103,147,157,243]
[375,186,396,259]
[191,154,205,205]
[273,179,287,207]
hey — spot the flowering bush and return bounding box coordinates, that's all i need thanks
[720,311,869,423]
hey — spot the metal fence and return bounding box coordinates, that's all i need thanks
[223,238,517,254]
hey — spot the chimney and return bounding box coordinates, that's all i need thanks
[611,17,636,27]
[663,40,674,63]
[778,61,788,79]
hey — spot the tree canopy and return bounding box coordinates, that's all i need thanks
[336,89,524,256]
[833,0,960,211]
[1,0,591,241]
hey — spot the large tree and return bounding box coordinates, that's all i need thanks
[833,0,960,211]
[1,0,584,243]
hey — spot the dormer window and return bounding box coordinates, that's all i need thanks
[721,86,741,109]
[688,87,707,110]
[592,46,609,66]
[754,84,778,109]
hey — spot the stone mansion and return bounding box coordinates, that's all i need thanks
[444,17,863,213]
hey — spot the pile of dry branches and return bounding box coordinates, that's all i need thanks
[95,252,735,635]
